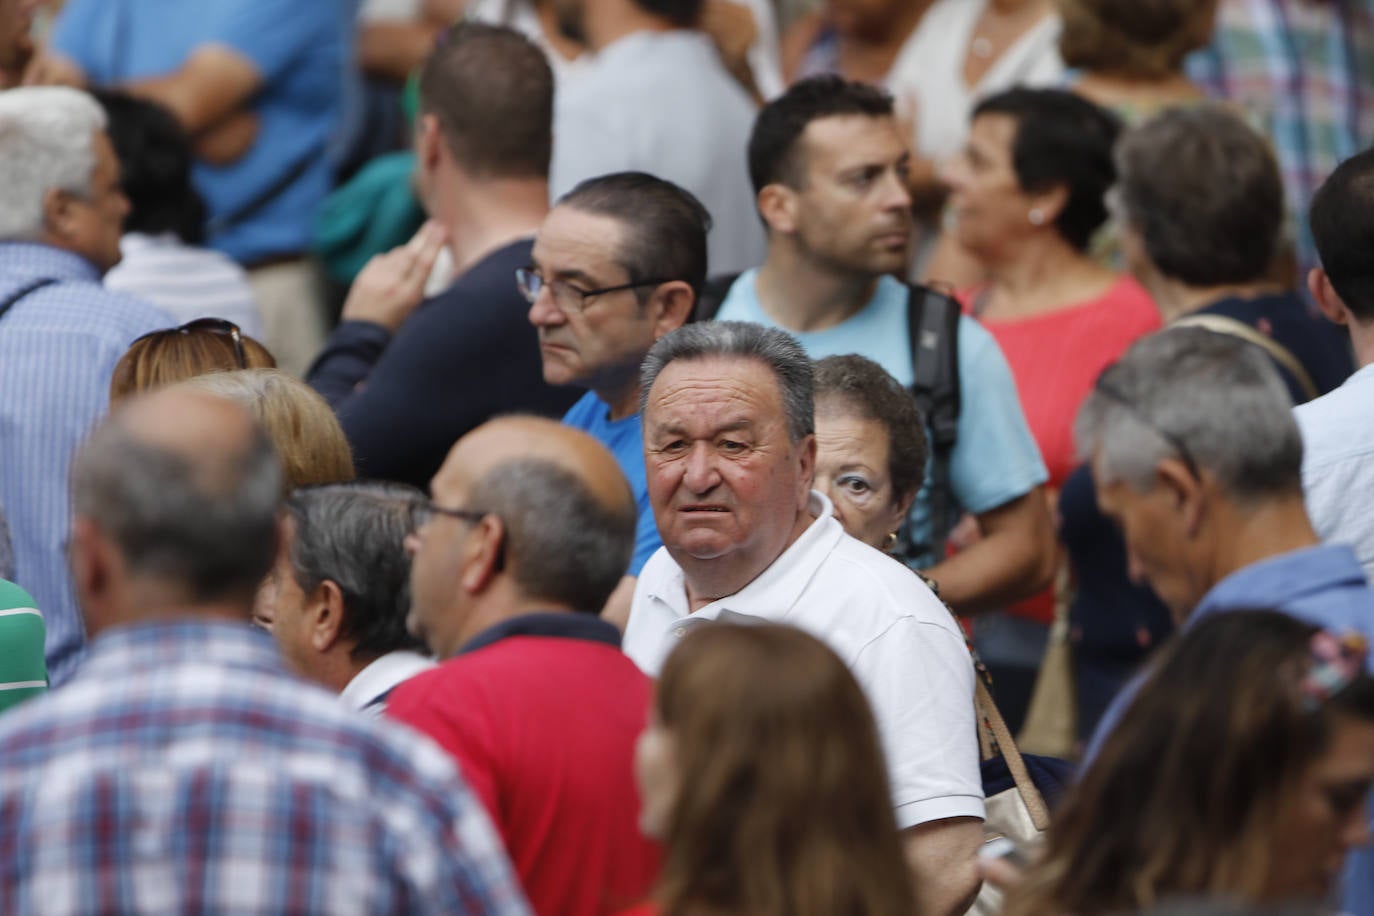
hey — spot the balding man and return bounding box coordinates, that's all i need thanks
[388,416,660,916]
[0,389,529,914]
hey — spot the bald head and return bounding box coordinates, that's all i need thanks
[432,416,637,611]
[71,387,283,613]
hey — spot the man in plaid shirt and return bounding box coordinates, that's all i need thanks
[0,387,530,916]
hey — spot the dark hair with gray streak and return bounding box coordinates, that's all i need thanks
[475,458,636,612]
[71,413,282,603]
[285,481,427,663]
[640,322,815,444]
[1075,327,1302,503]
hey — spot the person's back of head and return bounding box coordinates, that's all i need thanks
[1076,326,1304,507]
[557,171,713,303]
[647,623,915,916]
[179,369,355,492]
[418,22,553,182]
[69,388,283,631]
[110,319,276,405]
[1008,609,1374,915]
[1115,104,1284,288]
[748,75,894,198]
[1058,0,1217,80]
[629,0,703,27]
[92,89,207,246]
[283,481,427,666]
[1309,148,1374,323]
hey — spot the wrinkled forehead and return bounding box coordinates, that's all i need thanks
[646,356,785,424]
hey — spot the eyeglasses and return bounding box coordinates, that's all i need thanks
[411,501,490,532]
[515,267,671,314]
[131,318,246,369]
[1093,379,1200,481]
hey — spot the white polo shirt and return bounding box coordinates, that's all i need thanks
[625,491,984,829]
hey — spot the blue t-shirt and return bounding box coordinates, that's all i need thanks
[53,0,346,264]
[718,271,1048,565]
[562,391,662,577]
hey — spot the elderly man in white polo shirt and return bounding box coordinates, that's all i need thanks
[624,320,983,916]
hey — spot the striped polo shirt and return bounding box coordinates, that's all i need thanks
[0,579,46,714]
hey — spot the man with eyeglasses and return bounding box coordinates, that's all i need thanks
[1078,326,1374,765]
[307,23,578,490]
[524,172,705,626]
[388,415,660,916]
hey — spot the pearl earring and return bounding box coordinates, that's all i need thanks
[1028,208,1046,226]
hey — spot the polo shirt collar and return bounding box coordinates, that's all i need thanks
[645,491,844,623]
[459,611,622,655]
[1191,544,1367,626]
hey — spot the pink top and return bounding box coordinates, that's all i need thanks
[962,275,1160,625]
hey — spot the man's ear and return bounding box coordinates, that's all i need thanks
[41,187,76,243]
[308,580,346,653]
[69,516,122,636]
[796,433,817,503]
[459,515,506,595]
[757,183,798,235]
[1155,456,1206,538]
[418,114,444,172]
[1309,267,1350,327]
[650,281,695,337]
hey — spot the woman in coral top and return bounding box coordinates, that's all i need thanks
[941,87,1160,732]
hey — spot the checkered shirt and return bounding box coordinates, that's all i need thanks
[0,619,531,915]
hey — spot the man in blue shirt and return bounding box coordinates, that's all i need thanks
[1077,326,1374,915]
[523,173,702,626]
[717,76,1053,614]
[0,87,171,685]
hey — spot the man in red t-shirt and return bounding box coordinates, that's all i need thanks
[388,416,659,916]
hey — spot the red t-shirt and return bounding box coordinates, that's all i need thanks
[963,276,1161,623]
[388,616,660,916]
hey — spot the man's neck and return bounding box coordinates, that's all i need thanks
[1210,496,1320,589]
[754,247,879,333]
[441,178,550,278]
[680,507,816,613]
[585,4,676,52]
[597,378,643,422]
[443,593,578,659]
[1347,318,1374,370]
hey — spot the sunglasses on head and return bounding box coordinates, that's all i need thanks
[132,318,246,369]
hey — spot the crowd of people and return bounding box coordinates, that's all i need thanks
[1,0,1373,913]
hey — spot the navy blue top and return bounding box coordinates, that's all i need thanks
[307,239,580,489]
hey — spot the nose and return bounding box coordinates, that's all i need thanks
[527,283,565,328]
[682,443,721,494]
[882,168,913,212]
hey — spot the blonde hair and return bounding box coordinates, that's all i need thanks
[110,324,276,405]
[180,369,355,491]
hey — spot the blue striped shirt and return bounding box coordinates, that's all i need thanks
[0,242,171,685]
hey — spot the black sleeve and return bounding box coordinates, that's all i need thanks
[306,320,392,408]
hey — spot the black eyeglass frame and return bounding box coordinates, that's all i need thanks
[1093,379,1201,482]
[515,267,673,313]
[412,501,490,531]
[131,318,246,370]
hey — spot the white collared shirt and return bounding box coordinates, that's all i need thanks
[339,650,437,716]
[625,491,983,829]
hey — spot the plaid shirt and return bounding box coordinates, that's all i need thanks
[0,619,531,915]
[1188,0,1374,277]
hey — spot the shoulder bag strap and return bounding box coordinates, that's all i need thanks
[1173,313,1319,401]
[0,278,57,325]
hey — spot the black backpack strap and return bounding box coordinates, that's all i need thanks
[693,272,743,322]
[900,282,961,563]
[0,278,57,324]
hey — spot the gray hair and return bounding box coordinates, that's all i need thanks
[0,87,107,240]
[70,406,283,603]
[285,481,427,663]
[473,459,636,612]
[640,321,815,443]
[1075,327,1303,502]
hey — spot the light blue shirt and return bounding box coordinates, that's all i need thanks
[1297,364,1374,586]
[718,271,1048,564]
[562,391,661,577]
[549,31,766,276]
[52,0,346,263]
[0,243,172,684]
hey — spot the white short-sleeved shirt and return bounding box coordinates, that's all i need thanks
[549,31,767,277]
[625,491,984,829]
[1297,362,1374,585]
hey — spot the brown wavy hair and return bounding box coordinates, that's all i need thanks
[1007,610,1374,916]
[650,624,915,916]
[1058,0,1217,80]
[110,322,275,405]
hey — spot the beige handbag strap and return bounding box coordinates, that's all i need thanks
[1173,314,1319,401]
[975,671,1052,833]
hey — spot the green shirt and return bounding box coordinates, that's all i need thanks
[0,578,47,713]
